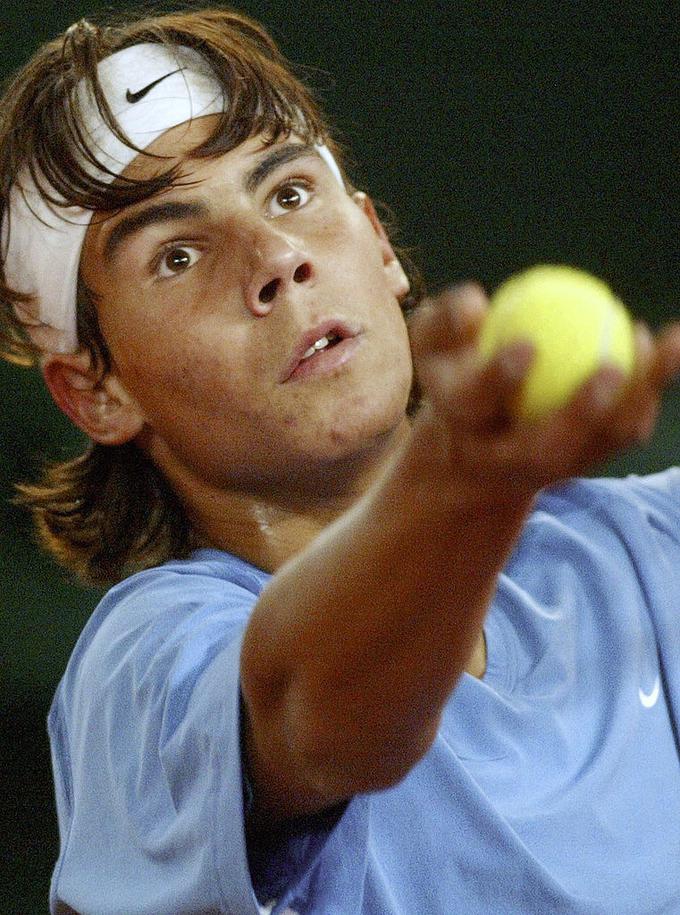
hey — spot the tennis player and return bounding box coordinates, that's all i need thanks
[2,8,680,913]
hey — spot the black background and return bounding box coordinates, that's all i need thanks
[1,1,678,910]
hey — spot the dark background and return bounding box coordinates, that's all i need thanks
[1,1,677,910]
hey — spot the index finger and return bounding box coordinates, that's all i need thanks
[647,322,680,390]
[409,282,488,360]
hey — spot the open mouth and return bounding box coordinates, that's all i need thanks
[281,321,362,382]
[299,333,342,361]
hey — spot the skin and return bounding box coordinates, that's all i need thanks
[42,115,680,823]
[55,120,414,567]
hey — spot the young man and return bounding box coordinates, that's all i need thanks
[2,8,680,914]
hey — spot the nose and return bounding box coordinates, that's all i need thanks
[245,226,314,316]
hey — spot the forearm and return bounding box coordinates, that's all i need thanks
[241,283,680,821]
[241,410,533,805]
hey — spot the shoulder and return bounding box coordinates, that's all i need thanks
[61,548,270,704]
[106,547,270,610]
[518,468,680,584]
[49,551,272,911]
[534,468,680,535]
[97,547,267,631]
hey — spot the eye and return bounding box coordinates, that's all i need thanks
[268,181,312,217]
[155,245,202,279]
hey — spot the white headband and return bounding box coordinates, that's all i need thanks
[1,42,344,353]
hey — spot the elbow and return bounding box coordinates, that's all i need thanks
[293,706,441,798]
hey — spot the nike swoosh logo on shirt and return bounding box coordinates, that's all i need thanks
[639,675,661,708]
[125,68,185,104]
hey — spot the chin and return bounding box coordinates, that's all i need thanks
[316,385,411,458]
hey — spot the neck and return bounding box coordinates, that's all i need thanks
[155,417,412,573]
[147,415,487,679]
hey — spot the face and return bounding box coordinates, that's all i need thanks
[80,118,413,499]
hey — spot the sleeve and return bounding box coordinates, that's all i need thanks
[164,631,360,911]
[156,621,259,911]
[618,470,680,738]
[53,570,370,915]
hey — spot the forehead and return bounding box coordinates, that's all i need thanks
[120,113,251,182]
[82,118,324,265]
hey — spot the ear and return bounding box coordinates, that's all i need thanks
[353,191,410,300]
[41,351,145,446]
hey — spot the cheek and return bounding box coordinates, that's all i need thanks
[324,212,403,310]
[106,315,256,424]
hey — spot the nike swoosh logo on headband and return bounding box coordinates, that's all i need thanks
[125,68,186,104]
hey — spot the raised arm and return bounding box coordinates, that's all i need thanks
[240,283,680,823]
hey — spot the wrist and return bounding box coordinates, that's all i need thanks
[396,404,537,521]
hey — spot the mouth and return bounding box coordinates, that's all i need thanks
[299,332,342,361]
[280,320,363,383]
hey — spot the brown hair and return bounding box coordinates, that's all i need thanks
[1,6,424,585]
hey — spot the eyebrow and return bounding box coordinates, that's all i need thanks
[245,143,318,194]
[103,200,209,264]
[102,144,318,264]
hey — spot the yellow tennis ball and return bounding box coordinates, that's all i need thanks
[479,264,636,421]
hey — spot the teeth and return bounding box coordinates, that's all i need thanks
[301,335,336,360]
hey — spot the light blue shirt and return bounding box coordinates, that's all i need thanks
[48,471,680,913]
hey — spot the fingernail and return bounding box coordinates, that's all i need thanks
[445,283,488,324]
[633,322,653,369]
[590,369,625,412]
[636,321,653,344]
[637,412,656,442]
[499,343,534,381]
[447,280,486,297]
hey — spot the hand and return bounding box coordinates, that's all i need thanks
[409,282,680,499]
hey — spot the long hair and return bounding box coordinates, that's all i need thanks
[0,6,424,585]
